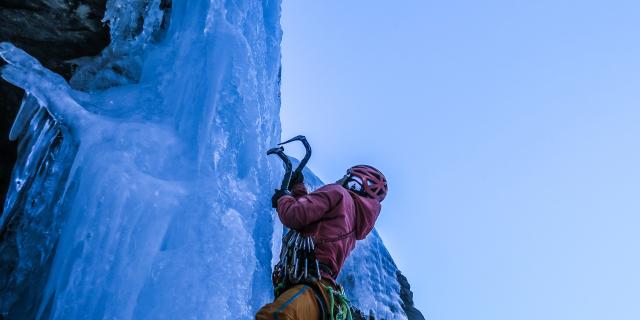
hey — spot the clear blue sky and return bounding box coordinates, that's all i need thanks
[280,1,640,319]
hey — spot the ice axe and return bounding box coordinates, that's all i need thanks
[267,135,312,192]
[267,146,293,191]
[277,135,312,181]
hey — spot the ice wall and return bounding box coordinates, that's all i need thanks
[1,0,282,318]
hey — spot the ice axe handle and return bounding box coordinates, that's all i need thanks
[278,135,312,181]
[267,146,293,191]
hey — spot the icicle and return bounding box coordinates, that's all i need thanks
[0,42,93,134]
[9,94,39,141]
[1,105,58,226]
[20,111,56,191]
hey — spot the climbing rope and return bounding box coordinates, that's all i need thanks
[320,282,353,320]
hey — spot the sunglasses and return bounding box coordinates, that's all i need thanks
[346,175,364,193]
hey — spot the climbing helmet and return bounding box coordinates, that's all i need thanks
[345,165,387,202]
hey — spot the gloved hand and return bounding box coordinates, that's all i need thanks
[271,189,290,208]
[287,171,304,191]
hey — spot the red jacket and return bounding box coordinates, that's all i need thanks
[276,182,381,279]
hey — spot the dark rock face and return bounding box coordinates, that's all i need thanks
[397,271,426,320]
[0,0,110,207]
[0,0,109,67]
[0,82,19,211]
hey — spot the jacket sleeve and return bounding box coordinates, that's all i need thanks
[290,182,308,198]
[276,185,342,230]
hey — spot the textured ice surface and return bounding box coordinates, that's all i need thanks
[1,0,281,318]
[341,230,406,319]
[0,0,410,319]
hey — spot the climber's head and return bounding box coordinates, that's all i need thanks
[339,165,388,202]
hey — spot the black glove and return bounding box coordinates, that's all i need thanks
[287,171,304,191]
[271,189,290,208]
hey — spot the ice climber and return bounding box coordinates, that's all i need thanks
[256,165,387,320]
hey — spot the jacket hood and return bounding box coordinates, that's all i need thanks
[348,190,381,240]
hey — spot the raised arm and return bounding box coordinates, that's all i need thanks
[276,184,343,230]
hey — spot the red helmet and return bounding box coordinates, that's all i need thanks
[346,165,388,202]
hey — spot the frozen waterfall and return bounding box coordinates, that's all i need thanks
[0,0,417,319]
